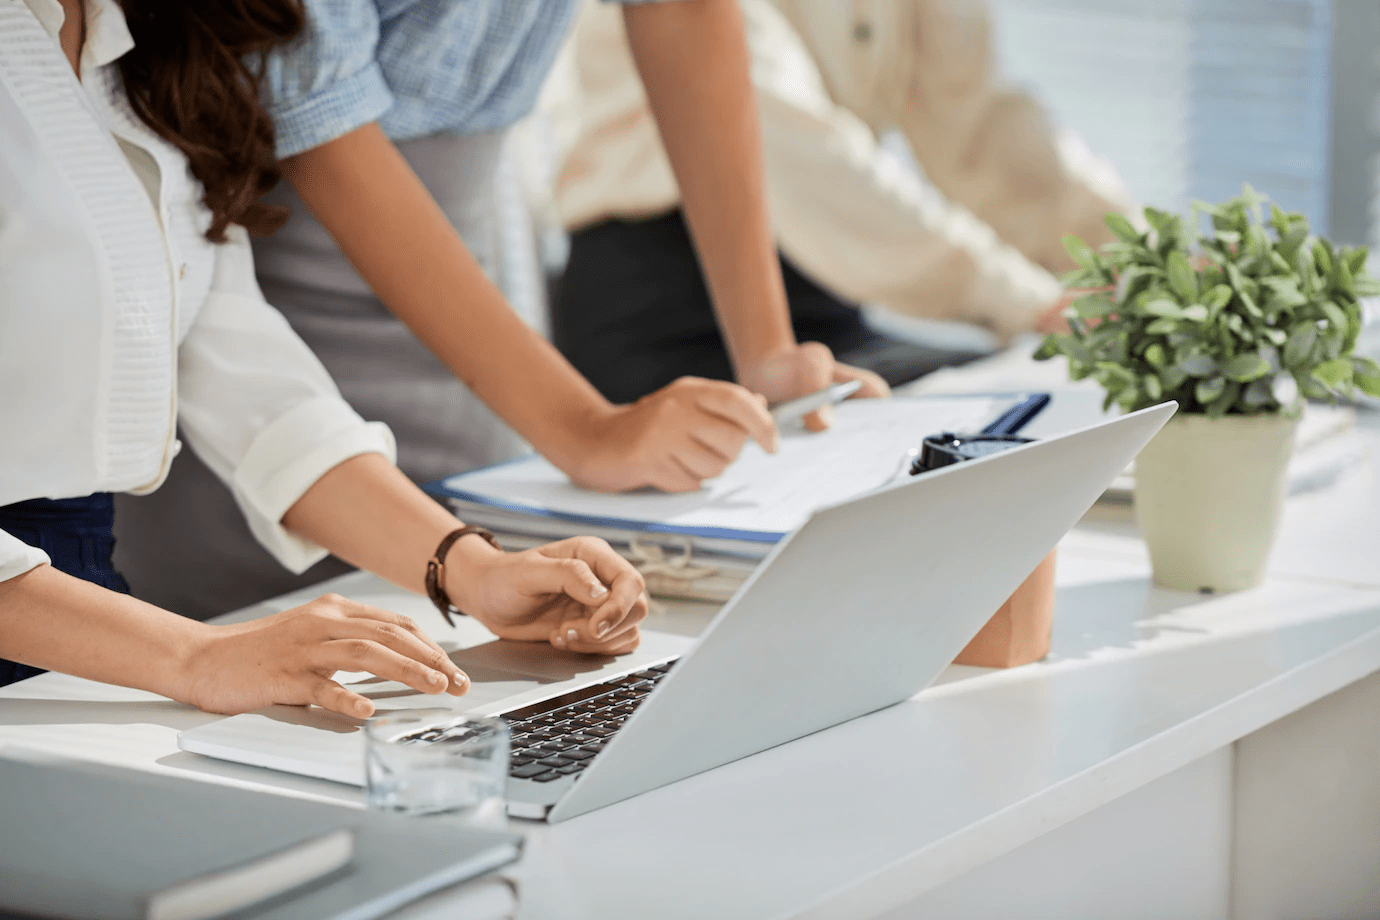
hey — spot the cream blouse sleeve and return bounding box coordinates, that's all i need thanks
[175,226,396,574]
[743,1,1062,340]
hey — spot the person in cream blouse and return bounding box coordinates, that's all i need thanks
[0,0,646,714]
[546,0,1136,396]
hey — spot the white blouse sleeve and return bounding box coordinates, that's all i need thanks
[0,531,50,584]
[175,226,396,574]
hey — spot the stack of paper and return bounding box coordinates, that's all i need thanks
[428,394,1039,600]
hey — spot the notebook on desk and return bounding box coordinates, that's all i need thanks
[0,746,521,920]
[180,403,1173,824]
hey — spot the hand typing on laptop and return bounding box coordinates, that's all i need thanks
[173,534,647,718]
[176,594,470,718]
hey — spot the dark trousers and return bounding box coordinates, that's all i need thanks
[0,494,129,686]
[552,210,986,404]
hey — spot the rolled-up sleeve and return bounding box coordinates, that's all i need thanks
[759,90,1062,341]
[262,0,393,158]
[176,227,395,573]
[741,1,1061,340]
[0,530,50,584]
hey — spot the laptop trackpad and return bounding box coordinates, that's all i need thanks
[341,633,686,712]
[453,639,617,682]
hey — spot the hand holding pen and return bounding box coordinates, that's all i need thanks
[769,380,864,426]
[744,341,888,432]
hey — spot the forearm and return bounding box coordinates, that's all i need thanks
[282,126,615,476]
[0,566,201,699]
[1,519,470,716]
[282,123,783,494]
[279,453,646,656]
[625,0,795,377]
[757,94,1059,338]
[280,453,478,599]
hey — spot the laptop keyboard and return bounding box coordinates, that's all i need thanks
[498,660,678,783]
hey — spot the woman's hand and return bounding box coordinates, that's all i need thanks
[179,596,469,718]
[570,376,779,494]
[565,351,889,495]
[1034,292,1080,335]
[447,535,648,656]
[1037,284,1120,335]
[741,342,889,432]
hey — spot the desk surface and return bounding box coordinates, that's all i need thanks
[3,401,1378,920]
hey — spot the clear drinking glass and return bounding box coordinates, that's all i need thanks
[364,712,510,821]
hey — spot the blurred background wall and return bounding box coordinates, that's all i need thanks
[986,0,1378,247]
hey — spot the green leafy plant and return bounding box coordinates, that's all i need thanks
[1035,186,1380,415]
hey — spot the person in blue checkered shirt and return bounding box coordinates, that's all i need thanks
[264,0,891,481]
[112,0,890,621]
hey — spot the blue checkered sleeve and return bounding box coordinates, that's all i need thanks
[263,0,679,157]
[262,0,394,159]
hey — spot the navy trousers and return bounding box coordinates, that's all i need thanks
[0,494,129,686]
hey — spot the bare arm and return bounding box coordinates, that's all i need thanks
[282,127,775,492]
[282,128,606,470]
[624,0,888,423]
[0,564,467,717]
[280,453,648,655]
[0,452,650,715]
[623,0,789,376]
[0,566,202,697]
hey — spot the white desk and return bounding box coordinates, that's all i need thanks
[2,406,1378,920]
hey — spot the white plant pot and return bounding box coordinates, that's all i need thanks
[1133,413,1297,593]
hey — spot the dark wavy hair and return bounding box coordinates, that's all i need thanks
[117,0,305,242]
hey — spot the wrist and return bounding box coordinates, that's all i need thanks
[439,530,504,620]
[557,401,625,489]
[738,342,828,401]
[164,619,223,709]
[734,340,798,388]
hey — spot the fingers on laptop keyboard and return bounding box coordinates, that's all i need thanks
[323,599,468,695]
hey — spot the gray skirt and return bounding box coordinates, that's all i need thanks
[114,130,540,619]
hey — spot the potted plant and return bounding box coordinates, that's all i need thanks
[1036,186,1380,592]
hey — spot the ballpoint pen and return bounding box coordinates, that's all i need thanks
[768,380,863,426]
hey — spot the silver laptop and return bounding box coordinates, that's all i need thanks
[180,403,1174,822]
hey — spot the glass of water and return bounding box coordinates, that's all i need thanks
[364,712,510,821]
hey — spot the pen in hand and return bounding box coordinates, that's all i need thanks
[768,381,863,427]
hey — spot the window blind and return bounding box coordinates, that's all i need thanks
[988,0,1337,233]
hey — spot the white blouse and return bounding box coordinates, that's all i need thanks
[0,0,395,582]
